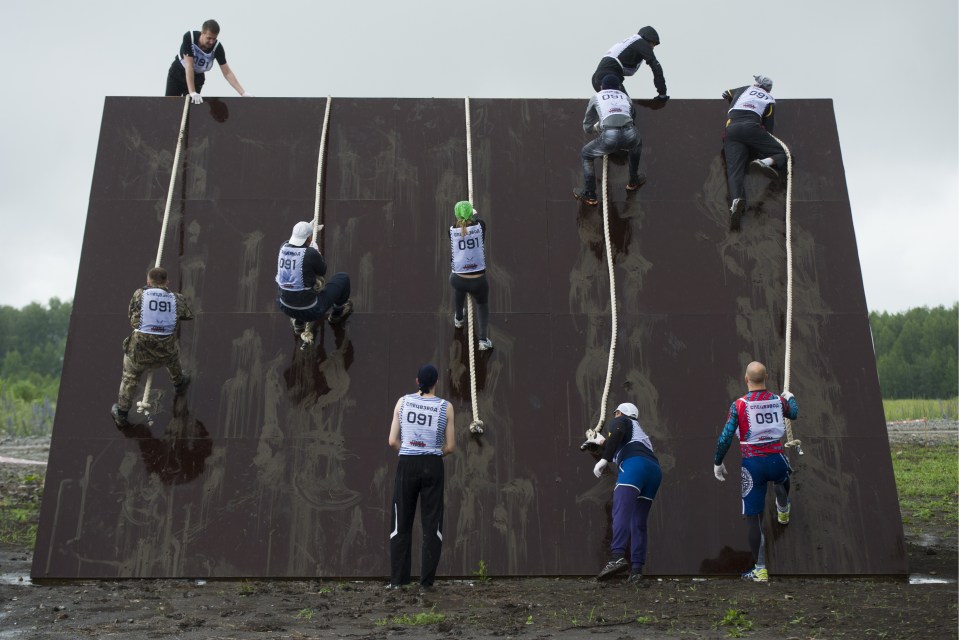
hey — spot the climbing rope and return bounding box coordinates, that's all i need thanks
[586,156,618,439]
[770,133,802,455]
[300,96,334,347]
[464,97,483,435]
[137,96,191,419]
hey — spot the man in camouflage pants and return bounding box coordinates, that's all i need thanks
[111,267,193,428]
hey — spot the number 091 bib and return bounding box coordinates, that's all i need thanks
[449,225,486,274]
[138,288,178,335]
[743,399,785,444]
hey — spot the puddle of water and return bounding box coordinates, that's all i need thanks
[0,573,32,586]
[909,574,956,585]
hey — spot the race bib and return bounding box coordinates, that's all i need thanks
[138,288,177,335]
[743,399,785,444]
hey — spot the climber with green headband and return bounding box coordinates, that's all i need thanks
[449,201,492,351]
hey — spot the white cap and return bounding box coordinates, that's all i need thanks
[615,403,639,419]
[288,221,315,245]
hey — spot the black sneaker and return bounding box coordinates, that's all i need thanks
[596,557,628,580]
[573,188,599,206]
[626,572,643,584]
[111,404,131,429]
[328,300,354,325]
[626,174,647,191]
[173,373,191,395]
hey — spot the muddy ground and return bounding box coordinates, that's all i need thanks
[1,424,956,640]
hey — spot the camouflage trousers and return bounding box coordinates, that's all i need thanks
[117,333,186,411]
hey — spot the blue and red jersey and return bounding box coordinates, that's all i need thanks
[714,390,798,465]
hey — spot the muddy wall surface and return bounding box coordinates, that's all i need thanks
[32,97,905,579]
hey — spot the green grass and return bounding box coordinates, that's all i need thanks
[891,442,958,526]
[0,472,43,547]
[375,606,446,626]
[716,607,753,637]
[883,398,958,422]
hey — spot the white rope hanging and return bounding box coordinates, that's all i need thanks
[300,96,334,347]
[770,133,802,455]
[587,156,618,438]
[464,97,483,435]
[137,96,191,418]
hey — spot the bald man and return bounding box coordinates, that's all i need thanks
[713,361,798,582]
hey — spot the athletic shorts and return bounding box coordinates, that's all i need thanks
[740,453,790,516]
[615,456,662,500]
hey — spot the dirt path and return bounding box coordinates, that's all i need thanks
[1,431,956,639]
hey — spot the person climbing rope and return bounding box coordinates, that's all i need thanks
[276,221,353,334]
[590,26,669,100]
[449,201,492,351]
[589,402,662,583]
[721,75,786,216]
[111,267,193,429]
[165,19,252,103]
[574,75,646,206]
[712,361,799,582]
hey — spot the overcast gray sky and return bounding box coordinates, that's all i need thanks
[2,0,956,313]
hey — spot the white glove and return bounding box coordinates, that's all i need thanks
[714,463,727,481]
[781,391,794,402]
[241,92,254,97]
[593,459,608,478]
[585,430,606,446]
[189,92,204,105]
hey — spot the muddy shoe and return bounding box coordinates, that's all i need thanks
[626,572,643,584]
[626,174,647,191]
[741,566,768,582]
[328,300,354,325]
[777,500,791,525]
[751,159,780,180]
[573,188,599,206]
[596,557,628,580]
[174,373,191,395]
[111,404,131,429]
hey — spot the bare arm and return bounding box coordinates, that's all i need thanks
[443,402,456,455]
[219,63,246,96]
[387,398,403,451]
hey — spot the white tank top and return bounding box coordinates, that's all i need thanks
[596,89,632,123]
[742,398,786,445]
[398,394,448,456]
[612,418,654,464]
[729,86,775,118]
[449,224,486,274]
[180,33,219,74]
[603,35,642,75]
[138,288,178,335]
[276,245,308,291]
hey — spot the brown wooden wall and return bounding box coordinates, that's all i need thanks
[32,97,906,579]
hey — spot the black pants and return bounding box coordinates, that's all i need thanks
[390,455,445,587]
[165,59,205,96]
[723,120,787,201]
[590,62,627,94]
[276,272,351,323]
[450,272,490,340]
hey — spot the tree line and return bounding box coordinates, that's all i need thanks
[869,303,958,399]
[0,300,955,434]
